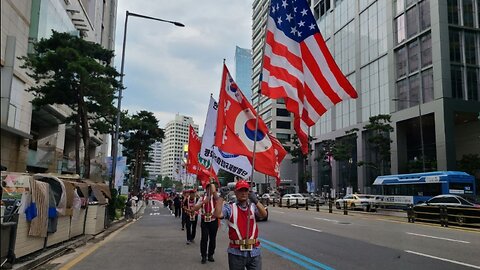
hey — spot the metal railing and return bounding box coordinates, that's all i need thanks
[407,204,480,228]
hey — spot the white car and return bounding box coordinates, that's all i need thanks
[281,194,307,206]
[335,194,376,212]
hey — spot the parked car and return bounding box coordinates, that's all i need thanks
[412,195,480,225]
[302,193,326,205]
[261,193,280,203]
[335,194,376,212]
[281,194,307,206]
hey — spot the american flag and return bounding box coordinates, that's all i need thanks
[261,0,358,154]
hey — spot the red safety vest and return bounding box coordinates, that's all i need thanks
[228,203,259,249]
[201,195,216,221]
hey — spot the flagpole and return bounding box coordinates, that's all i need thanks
[247,0,271,248]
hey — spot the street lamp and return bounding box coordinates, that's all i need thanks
[110,11,185,190]
[392,98,426,172]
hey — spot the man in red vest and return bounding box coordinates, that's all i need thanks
[213,180,267,270]
[192,182,219,264]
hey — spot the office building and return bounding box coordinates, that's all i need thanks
[145,141,163,179]
[160,114,198,179]
[252,0,480,195]
[234,46,253,98]
[1,0,118,180]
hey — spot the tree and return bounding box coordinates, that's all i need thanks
[332,129,358,190]
[162,176,173,189]
[457,154,480,195]
[121,111,164,192]
[358,114,394,178]
[289,134,314,193]
[20,31,120,178]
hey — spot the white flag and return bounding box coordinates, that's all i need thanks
[200,96,252,178]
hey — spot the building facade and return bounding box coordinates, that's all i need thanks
[160,114,198,179]
[145,141,162,179]
[310,0,480,196]
[234,46,253,99]
[1,0,118,180]
[251,0,479,196]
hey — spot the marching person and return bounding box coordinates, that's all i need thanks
[213,180,267,270]
[192,182,219,264]
[173,194,182,218]
[183,189,199,245]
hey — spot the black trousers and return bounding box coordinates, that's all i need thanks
[181,211,186,229]
[186,215,198,241]
[200,219,218,257]
[174,206,181,217]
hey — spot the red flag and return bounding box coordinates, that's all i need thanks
[215,64,287,182]
[261,0,358,154]
[188,125,217,188]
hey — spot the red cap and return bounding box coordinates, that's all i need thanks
[235,180,250,191]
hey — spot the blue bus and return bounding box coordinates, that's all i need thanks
[373,171,476,205]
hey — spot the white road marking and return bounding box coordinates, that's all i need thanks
[405,250,480,269]
[271,210,285,214]
[291,224,322,233]
[406,232,470,244]
[315,217,339,223]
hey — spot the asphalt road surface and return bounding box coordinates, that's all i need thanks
[47,201,480,270]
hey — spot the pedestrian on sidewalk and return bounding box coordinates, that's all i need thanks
[183,189,199,245]
[192,182,219,264]
[213,180,267,270]
[181,192,186,230]
[173,194,181,218]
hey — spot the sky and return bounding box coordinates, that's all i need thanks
[114,0,254,134]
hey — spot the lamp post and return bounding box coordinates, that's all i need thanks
[110,11,185,190]
[392,98,426,172]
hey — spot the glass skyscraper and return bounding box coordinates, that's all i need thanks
[235,46,253,98]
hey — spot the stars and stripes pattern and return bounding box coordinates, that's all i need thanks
[261,0,358,154]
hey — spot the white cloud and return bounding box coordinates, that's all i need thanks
[114,0,253,136]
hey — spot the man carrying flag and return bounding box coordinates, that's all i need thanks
[261,0,358,154]
[187,125,217,188]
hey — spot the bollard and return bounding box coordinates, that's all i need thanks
[306,199,309,211]
[407,204,414,223]
[266,198,269,206]
[279,198,282,207]
[343,200,348,215]
[440,206,448,227]
[329,199,333,213]
[273,198,276,207]
[316,200,320,212]
[287,198,290,208]
[296,199,299,209]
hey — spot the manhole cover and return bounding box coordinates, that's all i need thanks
[338,222,351,225]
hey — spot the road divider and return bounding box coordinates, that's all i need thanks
[406,232,470,243]
[405,250,480,269]
[260,238,335,270]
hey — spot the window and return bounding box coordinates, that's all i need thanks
[277,98,285,104]
[396,0,404,15]
[276,108,290,117]
[396,47,407,78]
[409,75,420,106]
[465,31,477,65]
[276,121,291,129]
[422,70,434,102]
[406,0,416,7]
[451,66,464,99]
[397,79,409,110]
[448,0,459,24]
[419,0,431,30]
[463,0,474,27]
[421,33,432,67]
[276,133,291,143]
[396,14,406,44]
[449,30,462,63]
[467,68,479,101]
[408,40,420,73]
[406,6,418,38]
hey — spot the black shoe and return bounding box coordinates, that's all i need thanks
[207,256,215,262]
[201,257,207,264]
[186,241,190,245]
[181,228,184,231]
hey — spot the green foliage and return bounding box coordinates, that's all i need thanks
[121,110,164,191]
[20,31,121,178]
[358,114,393,176]
[288,134,315,193]
[161,176,173,189]
[458,154,480,195]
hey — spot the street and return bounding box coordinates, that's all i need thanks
[46,202,480,270]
